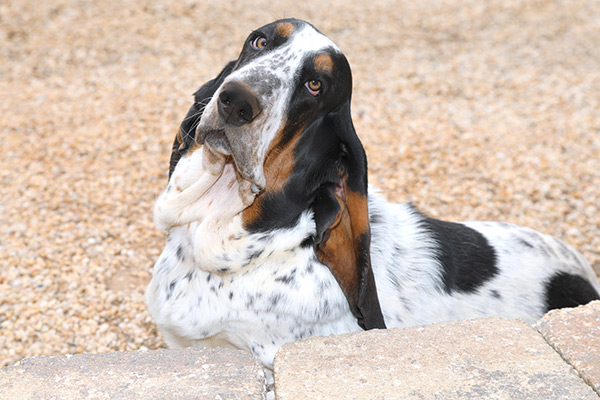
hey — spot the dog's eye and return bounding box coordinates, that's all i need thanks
[251,36,268,50]
[305,80,322,96]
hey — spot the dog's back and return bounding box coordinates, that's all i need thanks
[368,190,600,327]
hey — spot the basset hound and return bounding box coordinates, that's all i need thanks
[146,18,600,370]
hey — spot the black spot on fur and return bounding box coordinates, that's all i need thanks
[166,280,177,300]
[387,268,402,291]
[419,215,498,293]
[176,245,185,262]
[275,268,297,285]
[369,210,381,225]
[318,279,331,292]
[246,249,263,263]
[229,291,234,300]
[518,238,534,248]
[490,290,501,299]
[269,293,282,309]
[184,270,195,282]
[218,267,230,273]
[305,262,314,274]
[544,272,599,312]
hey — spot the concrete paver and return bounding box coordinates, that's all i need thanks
[0,347,266,400]
[536,300,600,396]
[274,318,597,400]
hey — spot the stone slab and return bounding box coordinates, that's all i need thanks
[274,318,597,400]
[0,348,266,400]
[536,300,600,395]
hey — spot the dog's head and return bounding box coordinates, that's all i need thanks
[170,19,386,330]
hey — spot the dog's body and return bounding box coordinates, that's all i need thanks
[147,19,600,369]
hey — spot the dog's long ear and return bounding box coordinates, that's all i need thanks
[313,101,387,330]
[168,61,236,178]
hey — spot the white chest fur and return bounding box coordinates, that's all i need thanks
[146,219,359,367]
[147,147,360,367]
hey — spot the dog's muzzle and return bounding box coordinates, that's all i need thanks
[197,80,270,204]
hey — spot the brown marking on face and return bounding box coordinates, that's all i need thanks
[241,125,304,227]
[276,22,294,38]
[314,54,334,73]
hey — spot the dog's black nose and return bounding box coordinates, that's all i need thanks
[217,82,262,126]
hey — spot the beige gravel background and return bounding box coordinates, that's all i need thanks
[1,0,599,367]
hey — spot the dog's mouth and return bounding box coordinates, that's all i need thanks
[199,128,232,155]
[198,128,264,206]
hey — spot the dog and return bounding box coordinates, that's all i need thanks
[146,18,600,370]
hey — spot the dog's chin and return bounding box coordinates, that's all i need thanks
[201,129,232,157]
[200,129,262,207]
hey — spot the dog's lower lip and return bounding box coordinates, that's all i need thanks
[200,129,262,191]
[200,129,231,153]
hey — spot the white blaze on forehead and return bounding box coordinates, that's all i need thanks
[229,24,339,88]
[290,23,340,53]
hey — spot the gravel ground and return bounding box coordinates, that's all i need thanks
[1,0,599,367]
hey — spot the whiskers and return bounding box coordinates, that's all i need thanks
[180,97,212,144]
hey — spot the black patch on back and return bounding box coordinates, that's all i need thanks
[544,272,600,312]
[419,215,498,293]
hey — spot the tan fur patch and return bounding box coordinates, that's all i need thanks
[276,22,294,38]
[315,178,370,313]
[241,126,304,226]
[345,189,370,238]
[314,54,334,73]
[318,203,359,296]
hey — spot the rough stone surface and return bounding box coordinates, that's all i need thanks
[273,318,597,400]
[0,347,266,400]
[536,300,600,396]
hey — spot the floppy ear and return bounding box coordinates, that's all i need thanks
[313,101,387,330]
[168,61,236,178]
